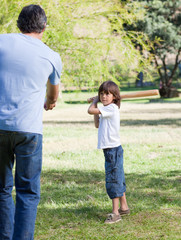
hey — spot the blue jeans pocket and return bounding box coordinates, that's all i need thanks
[15,134,38,155]
[104,150,118,183]
[106,168,117,183]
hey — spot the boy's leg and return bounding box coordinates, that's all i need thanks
[13,132,42,240]
[104,145,126,199]
[105,198,121,224]
[119,192,130,215]
[119,192,129,211]
[112,198,120,215]
[0,130,15,240]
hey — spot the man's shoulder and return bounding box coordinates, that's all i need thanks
[39,42,62,74]
[0,34,20,47]
[0,33,16,39]
[45,45,61,59]
[39,40,61,60]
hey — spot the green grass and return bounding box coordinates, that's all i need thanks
[34,92,181,239]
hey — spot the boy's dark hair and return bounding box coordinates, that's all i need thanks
[17,5,47,33]
[98,81,121,108]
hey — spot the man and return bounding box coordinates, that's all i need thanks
[0,5,62,240]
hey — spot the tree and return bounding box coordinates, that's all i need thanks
[0,0,152,88]
[124,0,181,97]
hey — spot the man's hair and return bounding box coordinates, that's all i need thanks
[98,81,121,108]
[17,4,47,33]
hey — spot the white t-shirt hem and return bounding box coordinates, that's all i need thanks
[97,142,121,149]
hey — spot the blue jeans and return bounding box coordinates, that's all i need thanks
[0,130,42,240]
[103,145,126,199]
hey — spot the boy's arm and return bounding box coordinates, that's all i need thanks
[87,96,100,128]
[94,114,99,128]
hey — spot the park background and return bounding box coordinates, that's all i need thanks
[1,0,181,239]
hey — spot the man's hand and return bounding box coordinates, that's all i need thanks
[44,99,56,111]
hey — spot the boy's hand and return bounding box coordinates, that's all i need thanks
[87,96,100,116]
[87,96,99,103]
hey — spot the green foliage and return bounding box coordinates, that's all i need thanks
[136,0,181,56]
[124,0,181,97]
[0,0,152,88]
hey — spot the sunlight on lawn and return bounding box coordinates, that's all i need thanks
[38,96,181,240]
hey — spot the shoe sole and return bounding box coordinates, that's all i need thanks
[104,218,122,224]
[120,212,130,216]
[119,209,130,216]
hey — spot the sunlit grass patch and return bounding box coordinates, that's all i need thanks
[37,96,181,239]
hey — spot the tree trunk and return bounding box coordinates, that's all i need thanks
[159,85,179,98]
[155,49,181,98]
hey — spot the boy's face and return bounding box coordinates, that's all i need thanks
[99,91,115,106]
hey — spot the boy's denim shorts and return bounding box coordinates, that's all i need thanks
[103,145,126,199]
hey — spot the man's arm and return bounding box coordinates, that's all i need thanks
[44,79,59,111]
[87,96,100,128]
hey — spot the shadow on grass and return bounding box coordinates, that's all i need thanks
[64,101,88,104]
[64,99,181,104]
[43,118,181,126]
[64,98,181,104]
[149,99,181,103]
[39,169,181,217]
[120,118,181,126]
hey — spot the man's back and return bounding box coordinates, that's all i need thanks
[0,33,61,134]
[0,5,62,240]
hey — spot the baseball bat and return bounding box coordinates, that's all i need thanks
[120,89,159,99]
[87,89,159,103]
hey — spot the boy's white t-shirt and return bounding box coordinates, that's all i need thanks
[98,103,121,149]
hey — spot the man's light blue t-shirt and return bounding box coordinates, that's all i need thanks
[0,33,62,134]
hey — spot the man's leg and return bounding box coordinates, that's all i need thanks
[13,132,42,240]
[0,130,15,240]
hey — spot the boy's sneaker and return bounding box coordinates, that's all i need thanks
[104,213,122,224]
[118,208,130,216]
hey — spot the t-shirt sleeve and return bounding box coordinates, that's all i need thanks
[98,104,115,118]
[49,53,62,85]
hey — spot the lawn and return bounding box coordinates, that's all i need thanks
[35,91,181,239]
